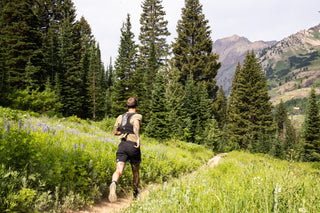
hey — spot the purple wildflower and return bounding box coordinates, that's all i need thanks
[18,121,22,131]
[81,144,84,150]
[75,143,78,149]
[6,123,10,132]
[2,119,6,130]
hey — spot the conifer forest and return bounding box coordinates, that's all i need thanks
[1,0,319,161]
[1,0,320,211]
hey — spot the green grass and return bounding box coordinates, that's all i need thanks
[274,61,289,73]
[0,107,213,212]
[127,151,320,213]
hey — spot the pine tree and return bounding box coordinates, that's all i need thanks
[226,62,243,150]
[78,36,91,118]
[227,51,274,150]
[105,58,114,116]
[142,38,158,122]
[138,0,170,118]
[96,44,107,120]
[35,0,66,86]
[181,77,212,144]
[171,0,220,99]
[88,42,101,120]
[111,14,138,115]
[203,118,222,150]
[274,100,297,159]
[145,70,169,139]
[0,0,43,90]
[269,133,284,159]
[167,67,186,139]
[212,86,227,130]
[275,100,288,138]
[58,2,82,116]
[139,0,170,65]
[303,87,320,161]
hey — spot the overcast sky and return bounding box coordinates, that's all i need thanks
[73,0,319,65]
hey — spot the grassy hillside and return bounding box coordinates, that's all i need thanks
[127,151,320,213]
[0,107,213,212]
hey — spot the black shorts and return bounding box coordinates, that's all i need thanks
[116,140,141,164]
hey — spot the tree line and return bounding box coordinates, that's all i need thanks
[0,0,319,161]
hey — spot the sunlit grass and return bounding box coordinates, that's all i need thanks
[0,107,213,212]
[127,151,320,213]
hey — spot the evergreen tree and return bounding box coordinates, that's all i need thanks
[0,1,5,100]
[78,35,91,118]
[227,51,274,150]
[171,0,220,99]
[106,57,114,89]
[167,67,186,139]
[139,0,170,65]
[283,118,297,160]
[0,0,43,90]
[226,62,243,150]
[105,58,114,116]
[111,14,138,115]
[145,70,169,139]
[96,44,107,120]
[54,72,62,105]
[203,117,221,150]
[34,0,67,86]
[275,100,288,138]
[58,2,82,116]
[303,87,320,161]
[181,77,212,144]
[269,133,284,159]
[88,42,101,120]
[274,100,298,159]
[138,0,170,118]
[142,39,158,122]
[212,86,227,130]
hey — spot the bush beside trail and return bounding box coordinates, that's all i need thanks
[0,107,213,212]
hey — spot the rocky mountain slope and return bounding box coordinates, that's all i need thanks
[213,35,276,94]
[214,23,320,103]
[258,23,320,103]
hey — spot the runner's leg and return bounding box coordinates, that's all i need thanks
[131,163,140,190]
[112,161,125,182]
[109,162,125,202]
[131,163,140,198]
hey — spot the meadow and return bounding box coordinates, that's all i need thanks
[127,151,320,213]
[0,107,213,212]
[2,106,320,213]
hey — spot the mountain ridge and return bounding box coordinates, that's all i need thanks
[258,23,320,104]
[213,35,277,94]
[214,23,320,100]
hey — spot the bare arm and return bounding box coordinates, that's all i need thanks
[133,119,140,148]
[113,127,121,136]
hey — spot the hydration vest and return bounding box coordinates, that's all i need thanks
[119,113,135,135]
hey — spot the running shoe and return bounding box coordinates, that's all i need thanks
[108,182,117,202]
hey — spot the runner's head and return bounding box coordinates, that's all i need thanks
[126,97,138,109]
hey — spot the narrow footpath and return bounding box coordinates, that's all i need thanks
[71,153,227,213]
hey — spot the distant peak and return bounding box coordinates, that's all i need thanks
[230,34,240,39]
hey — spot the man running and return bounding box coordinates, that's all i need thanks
[109,97,142,202]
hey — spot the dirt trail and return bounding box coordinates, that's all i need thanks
[71,153,227,213]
